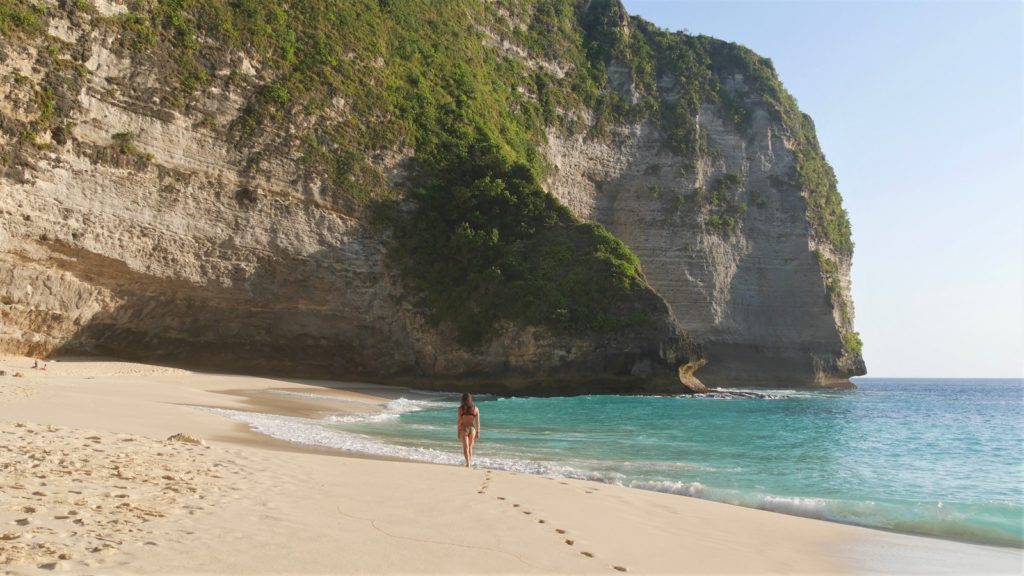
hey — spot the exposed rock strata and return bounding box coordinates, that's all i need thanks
[544,102,864,387]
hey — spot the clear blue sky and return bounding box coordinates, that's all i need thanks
[622,0,1023,378]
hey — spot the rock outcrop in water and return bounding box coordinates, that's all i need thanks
[0,0,863,392]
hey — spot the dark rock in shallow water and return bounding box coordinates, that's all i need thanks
[686,389,782,400]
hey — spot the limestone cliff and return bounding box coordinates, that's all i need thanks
[545,115,862,387]
[0,0,863,391]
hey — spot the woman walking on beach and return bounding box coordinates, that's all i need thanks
[457,393,480,467]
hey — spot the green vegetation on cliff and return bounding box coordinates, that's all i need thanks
[117,0,549,164]
[0,0,46,36]
[842,330,863,356]
[393,135,649,346]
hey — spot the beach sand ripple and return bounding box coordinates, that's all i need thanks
[0,421,230,572]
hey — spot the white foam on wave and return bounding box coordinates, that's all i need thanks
[197,406,650,481]
[680,489,882,527]
[383,397,455,414]
[723,492,951,537]
[200,406,467,465]
[624,479,707,497]
[613,485,1022,547]
[198,404,580,475]
[200,400,728,483]
[320,396,455,424]
[756,494,837,517]
[324,412,401,424]
[696,388,836,400]
[266,389,384,406]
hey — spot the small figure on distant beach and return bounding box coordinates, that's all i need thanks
[457,392,480,467]
[32,359,38,369]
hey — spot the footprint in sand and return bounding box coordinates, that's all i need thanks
[612,566,628,572]
[580,551,594,558]
[564,539,575,546]
[496,497,505,501]
[512,504,520,508]
[537,519,546,524]
[555,528,567,534]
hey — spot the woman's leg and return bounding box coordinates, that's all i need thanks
[466,434,475,467]
[460,433,471,466]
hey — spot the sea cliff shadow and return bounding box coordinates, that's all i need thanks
[46,235,408,382]
[44,234,701,395]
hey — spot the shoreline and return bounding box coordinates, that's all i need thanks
[209,383,1023,551]
[1,355,1020,574]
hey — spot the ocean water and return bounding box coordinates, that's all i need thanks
[204,378,1024,548]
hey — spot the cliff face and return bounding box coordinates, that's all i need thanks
[544,105,863,387]
[546,118,859,387]
[0,0,862,391]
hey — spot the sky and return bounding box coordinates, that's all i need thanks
[621,0,1024,378]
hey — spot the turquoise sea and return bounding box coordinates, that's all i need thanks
[206,378,1024,548]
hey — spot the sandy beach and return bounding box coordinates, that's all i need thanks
[0,356,1020,575]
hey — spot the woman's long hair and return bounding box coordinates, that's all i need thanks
[460,392,475,416]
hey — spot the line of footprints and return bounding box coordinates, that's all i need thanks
[477,470,628,572]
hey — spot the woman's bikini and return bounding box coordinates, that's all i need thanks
[459,406,477,436]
